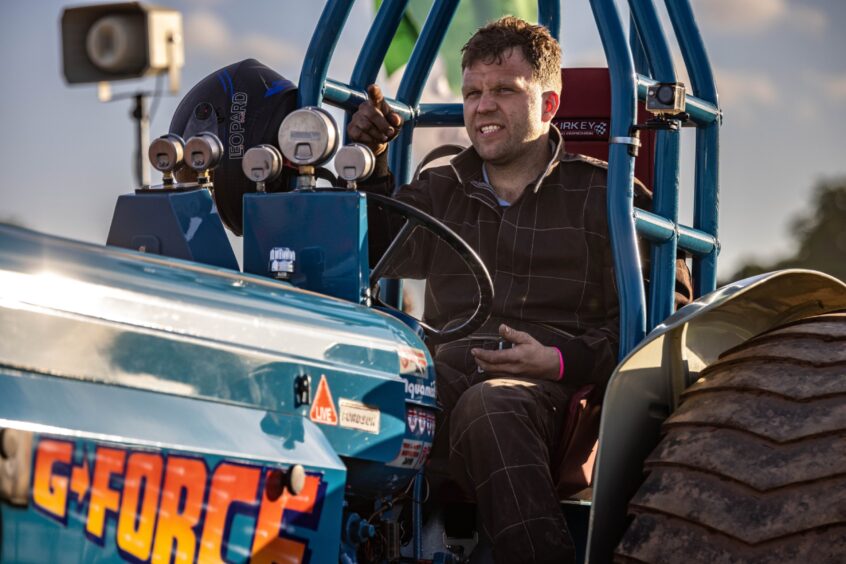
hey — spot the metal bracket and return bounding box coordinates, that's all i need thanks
[294,374,311,408]
[609,136,642,147]
[610,135,642,157]
[0,429,33,506]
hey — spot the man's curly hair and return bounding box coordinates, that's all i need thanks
[461,16,562,92]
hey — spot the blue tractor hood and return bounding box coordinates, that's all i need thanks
[0,224,435,465]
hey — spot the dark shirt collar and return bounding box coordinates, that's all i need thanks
[449,125,564,194]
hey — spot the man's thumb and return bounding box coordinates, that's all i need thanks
[367,84,384,107]
[501,324,533,345]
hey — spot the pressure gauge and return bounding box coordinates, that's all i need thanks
[242,144,283,192]
[148,134,185,181]
[277,107,339,167]
[184,132,224,183]
[334,143,375,188]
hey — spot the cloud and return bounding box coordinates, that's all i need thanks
[802,71,846,102]
[184,11,301,69]
[780,72,846,123]
[788,6,827,34]
[714,68,778,118]
[567,50,607,68]
[241,34,304,70]
[694,0,826,35]
[695,0,786,33]
[180,0,226,5]
[822,76,846,101]
[795,100,821,122]
[185,11,231,59]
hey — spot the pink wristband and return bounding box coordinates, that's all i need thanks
[556,347,565,381]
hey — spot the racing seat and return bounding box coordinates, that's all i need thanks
[553,67,656,191]
[552,68,657,498]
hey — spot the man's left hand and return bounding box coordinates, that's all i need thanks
[470,324,560,381]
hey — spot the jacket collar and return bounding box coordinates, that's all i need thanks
[449,125,564,195]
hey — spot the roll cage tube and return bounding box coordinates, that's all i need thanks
[300,0,721,360]
[629,1,680,330]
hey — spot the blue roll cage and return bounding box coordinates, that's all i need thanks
[299,0,720,360]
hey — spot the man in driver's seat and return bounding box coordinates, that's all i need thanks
[349,16,691,563]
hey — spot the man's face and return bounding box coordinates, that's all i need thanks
[461,49,557,166]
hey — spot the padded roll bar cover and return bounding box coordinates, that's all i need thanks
[553,68,656,191]
[169,59,298,235]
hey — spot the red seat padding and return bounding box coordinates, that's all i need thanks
[555,385,601,498]
[554,68,655,191]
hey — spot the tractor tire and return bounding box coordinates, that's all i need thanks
[614,312,846,564]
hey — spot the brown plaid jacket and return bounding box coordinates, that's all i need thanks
[364,127,692,390]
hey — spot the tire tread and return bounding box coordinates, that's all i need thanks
[614,314,846,563]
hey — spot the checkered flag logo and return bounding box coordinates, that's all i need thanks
[593,122,608,136]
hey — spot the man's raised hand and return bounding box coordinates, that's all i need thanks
[346,84,403,157]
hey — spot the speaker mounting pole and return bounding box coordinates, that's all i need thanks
[131,93,151,187]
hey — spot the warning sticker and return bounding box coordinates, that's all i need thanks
[309,375,338,425]
[387,439,432,469]
[398,346,428,376]
[338,399,380,434]
[407,407,435,440]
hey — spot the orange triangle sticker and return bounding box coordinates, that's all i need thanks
[309,375,338,425]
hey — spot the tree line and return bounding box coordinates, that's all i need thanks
[723,177,846,284]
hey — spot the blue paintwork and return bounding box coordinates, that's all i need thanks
[586,0,722,355]
[628,0,680,331]
[415,103,463,126]
[345,398,435,497]
[242,190,371,305]
[693,123,721,295]
[326,79,417,124]
[0,220,442,559]
[389,0,460,185]
[297,0,355,108]
[629,15,651,78]
[382,0,460,310]
[646,129,681,331]
[538,0,561,40]
[0,224,438,468]
[665,0,721,297]
[344,0,411,141]
[633,209,718,257]
[106,188,238,270]
[329,85,691,133]
[0,367,346,563]
[0,367,345,478]
[588,0,647,356]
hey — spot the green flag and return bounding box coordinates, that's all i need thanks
[376,0,538,92]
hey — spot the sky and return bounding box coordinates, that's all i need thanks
[0,0,844,281]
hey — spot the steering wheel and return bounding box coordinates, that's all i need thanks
[366,193,494,345]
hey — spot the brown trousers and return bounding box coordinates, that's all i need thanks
[432,341,576,564]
